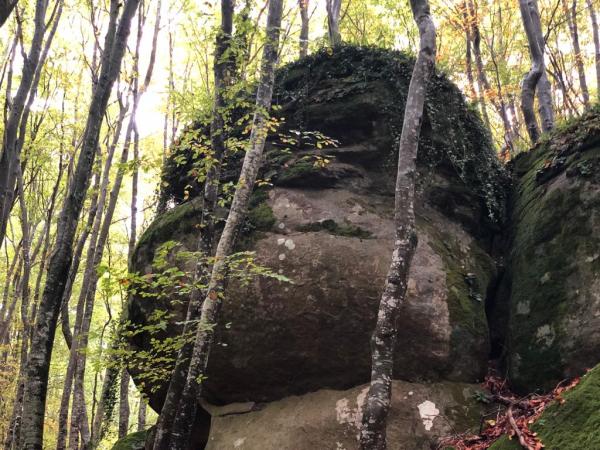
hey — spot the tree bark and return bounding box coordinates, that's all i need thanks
[298,0,309,58]
[519,0,545,143]
[586,0,600,102]
[156,2,283,449]
[326,0,342,46]
[137,398,146,432]
[151,2,235,448]
[19,1,140,448]
[118,369,130,438]
[564,0,590,109]
[0,0,49,248]
[359,0,436,449]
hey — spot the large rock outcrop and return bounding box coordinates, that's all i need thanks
[205,380,487,450]
[124,46,508,446]
[504,108,600,393]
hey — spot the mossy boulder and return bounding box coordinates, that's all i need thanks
[489,363,600,450]
[125,46,507,424]
[110,430,147,450]
[505,107,600,393]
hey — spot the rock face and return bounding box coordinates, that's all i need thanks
[125,46,509,447]
[205,380,486,450]
[504,108,600,393]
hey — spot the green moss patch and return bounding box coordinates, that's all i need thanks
[490,364,600,450]
[296,219,372,238]
[506,108,600,393]
[111,430,148,450]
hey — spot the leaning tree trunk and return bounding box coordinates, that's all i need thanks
[359,0,436,449]
[19,1,140,448]
[586,0,600,102]
[326,0,342,46]
[298,0,309,58]
[158,2,283,449]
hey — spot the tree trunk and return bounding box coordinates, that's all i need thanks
[519,0,547,143]
[586,0,600,102]
[0,0,47,247]
[137,399,146,432]
[155,2,283,449]
[466,0,490,129]
[118,369,130,438]
[151,2,236,447]
[326,0,342,46]
[19,1,140,448]
[298,0,309,58]
[359,0,436,448]
[565,0,590,108]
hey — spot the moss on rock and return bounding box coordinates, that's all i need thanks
[111,430,147,450]
[505,107,600,393]
[489,364,600,450]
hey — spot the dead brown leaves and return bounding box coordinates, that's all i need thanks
[437,371,582,450]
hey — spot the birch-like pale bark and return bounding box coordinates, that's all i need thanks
[118,369,130,438]
[298,0,309,58]
[156,2,283,449]
[359,0,436,448]
[137,398,146,432]
[326,0,342,46]
[586,0,600,101]
[19,1,140,448]
[519,0,546,143]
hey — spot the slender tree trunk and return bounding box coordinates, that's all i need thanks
[359,0,436,448]
[466,0,490,129]
[137,399,146,432]
[151,2,236,447]
[326,0,342,46]
[0,0,55,247]
[298,0,309,58]
[156,2,283,449]
[586,0,600,101]
[19,1,140,448]
[564,0,590,108]
[118,369,130,438]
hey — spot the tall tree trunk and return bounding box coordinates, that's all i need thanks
[359,0,436,448]
[586,0,600,101]
[19,1,140,448]
[298,0,309,58]
[155,2,283,449]
[564,0,590,108]
[466,0,490,129]
[0,0,47,246]
[519,0,551,143]
[326,0,342,46]
[151,1,236,447]
[462,2,476,99]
